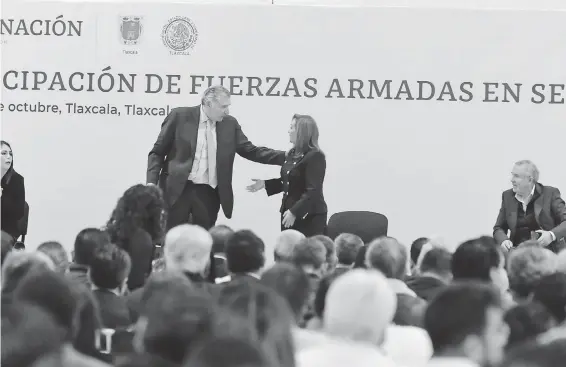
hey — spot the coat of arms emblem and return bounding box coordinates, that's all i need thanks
[120,16,142,45]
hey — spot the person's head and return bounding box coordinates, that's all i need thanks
[500,339,566,367]
[418,247,453,282]
[1,251,55,295]
[201,85,231,122]
[185,336,270,367]
[532,273,566,323]
[410,237,430,266]
[290,114,320,154]
[312,235,336,273]
[13,269,78,342]
[365,236,408,280]
[225,230,265,274]
[290,237,327,278]
[106,184,166,249]
[73,228,111,266]
[424,282,508,366]
[141,287,217,364]
[507,246,557,300]
[89,243,131,293]
[163,224,212,275]
[36,242,69,274]
[274,230,305,263]
[209,224,233,254]
[1,300,66,367]
[324,269,397,345]
[1,140,13,174]
[503,301,556,352]
[452,236,508,293]
[216,280,295,367]
[511,160,539,197]
[335,233,364,267]
[261,262,311,324]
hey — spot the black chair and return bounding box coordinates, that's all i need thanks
[16,201,29,243]
[327,211,388,244]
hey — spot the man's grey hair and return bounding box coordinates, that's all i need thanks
[515,160,540,183]
[201,85,230,105]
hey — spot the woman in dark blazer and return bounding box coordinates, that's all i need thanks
[1,140,25,241]
[247,114,327,237]
[105,184,166,291]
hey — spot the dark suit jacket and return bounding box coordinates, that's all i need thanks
[1,169,25,239]
[93,289,132,329]
[493,183,566,249]
[147,106,285,218]
[264,149,327,218]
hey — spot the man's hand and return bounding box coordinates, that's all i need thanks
[536,230,555,247]
[501,240,513,251]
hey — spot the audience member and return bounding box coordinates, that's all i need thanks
[507,245,557,301]
[365,236,427,327]
[504,301,556,352]
[410,237,430,269]
[333,233,363,277]
[424,282,509,367]
[224,229,265,282]
[274,229,305,263]
[67,227,111,287]
[37,241,69,274]
[208,224,234,281]
[90,243,132,328]
[311,235,337,274]
[406,247,452,301]
[106,183,166,291]
[1,250,55,296]
[185,336,270,367]
[500,339,566,367]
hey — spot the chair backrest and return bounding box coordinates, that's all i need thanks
[327,211,388,244]
[16,201,29,241]
[95,327,135,360]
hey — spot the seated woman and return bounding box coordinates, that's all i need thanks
[105,184,166,291]
[247,114,327,237]
[1,140,25,242]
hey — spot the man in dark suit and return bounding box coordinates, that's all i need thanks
[147,85,285,230]
[494,160,566,253]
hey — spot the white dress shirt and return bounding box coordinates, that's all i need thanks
[188,105,217,187]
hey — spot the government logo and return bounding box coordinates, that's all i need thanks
[120,16,142,45]
[161,16,198,55]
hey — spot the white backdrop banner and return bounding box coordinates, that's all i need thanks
[1,2,565,254]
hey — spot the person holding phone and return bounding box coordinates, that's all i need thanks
[494,160,566,253]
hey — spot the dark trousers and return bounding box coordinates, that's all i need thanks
[167,181,220,231]
[281,212,328,237]
[166,181,220,282]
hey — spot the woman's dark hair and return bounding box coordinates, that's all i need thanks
[1,140,15,184]
[106,184,166,251]
[291,114,321,155]
[70,284,105,361]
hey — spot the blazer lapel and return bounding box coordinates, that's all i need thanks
[507,193,518,232]
[534,184,543,222]
[188,108,200,159]
[215,119,231,161]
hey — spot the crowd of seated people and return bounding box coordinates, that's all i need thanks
[3,183,566,367]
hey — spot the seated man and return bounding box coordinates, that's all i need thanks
[494,160,566,253]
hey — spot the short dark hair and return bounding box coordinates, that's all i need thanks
[424,282,503,353]
[89,244,131,290]
[504,301,555,351]
[1,300,66,367]
[13,269,77,340]
[335,233,364,265]
[410,237,429,265]
[532,273,566,323]
[260,263,310,321]
[225,230,265,274]
[365,236,407,279]
[452,236,502,282]
[209,225,234,254]
[420,248,453,277]
[143,288,216,364]
[73,228,111,266]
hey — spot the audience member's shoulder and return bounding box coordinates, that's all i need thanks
[540,184,561,196]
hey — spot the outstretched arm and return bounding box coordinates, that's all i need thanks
[235,122,285,166]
